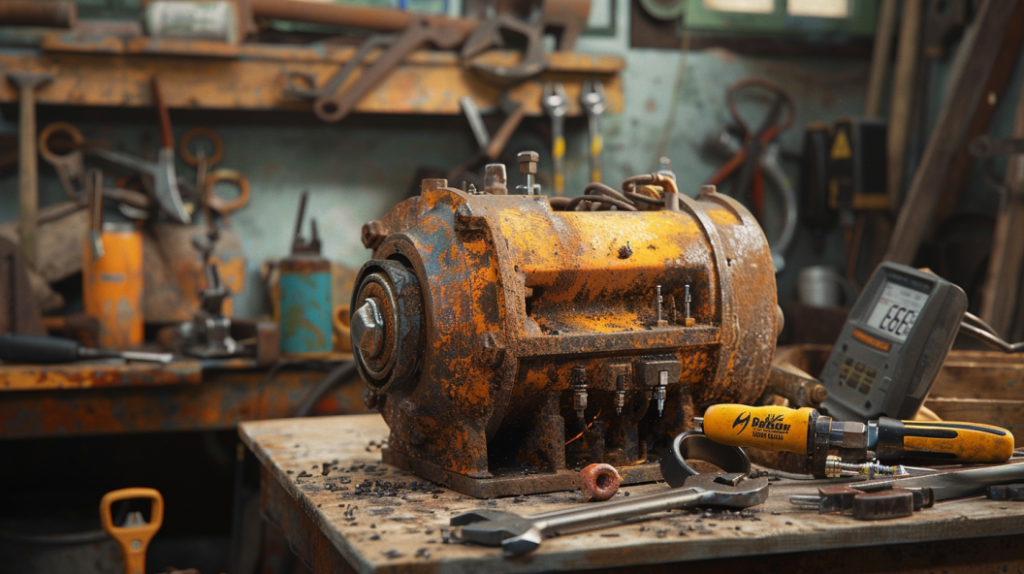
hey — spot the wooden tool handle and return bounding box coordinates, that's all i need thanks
[150,78,173,149]
[100,487,164,574]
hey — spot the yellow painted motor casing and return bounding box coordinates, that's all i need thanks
[351,179,779,488]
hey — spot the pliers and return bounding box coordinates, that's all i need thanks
[707,78,795,220]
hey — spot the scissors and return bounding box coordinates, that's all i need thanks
[706,78,795,220]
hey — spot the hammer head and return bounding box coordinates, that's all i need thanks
[7,72,54,91]
[154,148,191,224]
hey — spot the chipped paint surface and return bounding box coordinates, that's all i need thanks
[0,367,368,438]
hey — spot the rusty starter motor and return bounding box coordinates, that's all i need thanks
[350,154,780,497]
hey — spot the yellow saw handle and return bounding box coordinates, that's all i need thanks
[875,418,1015,463]
[702,404,815,454]
[100,487,163,574]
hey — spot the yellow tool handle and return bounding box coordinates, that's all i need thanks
[702,404,815,453]
[876,418,1015,463]
[100,487,164,574]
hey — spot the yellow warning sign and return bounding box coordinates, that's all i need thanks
[831,129,852,160]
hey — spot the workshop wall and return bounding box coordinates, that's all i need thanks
[0,0,872,318]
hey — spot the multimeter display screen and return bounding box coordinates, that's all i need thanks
[865,281,930,342]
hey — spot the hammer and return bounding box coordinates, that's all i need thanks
[7,72,54,268]
[90,77,190,224]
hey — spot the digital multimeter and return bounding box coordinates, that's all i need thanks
[820,262,967,422]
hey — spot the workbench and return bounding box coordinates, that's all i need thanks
[0,358,367,438]
[240,414,1024,573]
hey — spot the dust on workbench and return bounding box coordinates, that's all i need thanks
[240,415,1024,572]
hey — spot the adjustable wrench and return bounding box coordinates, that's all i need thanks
[309,20,468,123]
[39,121,86,200]
[580,80,606,183]
[542,82,568,195]
[452,473,769,555]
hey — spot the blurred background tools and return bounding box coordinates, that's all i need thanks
[178,127,224,197]
[449,92,526,183]
[280,0,589,123]
[580,80,606,184]
[90,78,191,224]
[0,333,173,364]
[276,192,333,357]
[542,82,568,195]
[706,78,795,223]
[7,71,53,268]
[83,217,144,350]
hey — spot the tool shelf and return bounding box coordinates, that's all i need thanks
[0,33,624,117]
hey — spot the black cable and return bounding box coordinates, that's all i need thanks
[963,312,1001,337]
[294,361,359,417]
[959,323,1024,353]
[566,195,637,212]
[548,196,572,211]
[583,182,630,202]
[623,192,664,206]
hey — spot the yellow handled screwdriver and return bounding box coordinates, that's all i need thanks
[696,404,1014,472]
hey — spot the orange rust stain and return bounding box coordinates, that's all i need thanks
[0,362,202,391]
[706,207,742,226]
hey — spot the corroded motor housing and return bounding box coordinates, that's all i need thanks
[351,177,778,496]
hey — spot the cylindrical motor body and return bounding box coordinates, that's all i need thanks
[278,254,333,356]
[84,223,143,350]
[351,178,778,482]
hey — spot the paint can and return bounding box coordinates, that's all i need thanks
[277,192,333,357]
[83,223,144,349]
[279,254,333,356]
[144,1,240,44]
[796,265,853,308]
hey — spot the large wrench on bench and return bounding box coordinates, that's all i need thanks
[451,473,769,555]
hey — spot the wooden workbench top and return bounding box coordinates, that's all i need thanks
[239,415,1024,574]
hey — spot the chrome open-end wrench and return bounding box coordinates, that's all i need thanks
[452,473,769,555]
[542,82,568,196]
[580,80,606,184]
